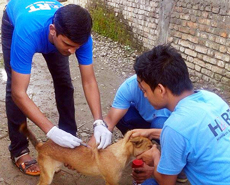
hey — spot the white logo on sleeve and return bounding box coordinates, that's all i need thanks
[26,1,62,13]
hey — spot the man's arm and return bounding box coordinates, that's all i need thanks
[151,146,177,185]
[11,70,82,148]
[137,144,178,185]
[11,70,53,133]
[88,106,128,147]
[131,128,162,140]
[79,64,113,149]
[79,64,102,120]
[104,107,128,132]
[154,173,177,185]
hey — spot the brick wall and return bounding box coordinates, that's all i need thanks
[73,0,230,86]
[106,0,160,49]
[168,0,230,86]
[68,0,88,7]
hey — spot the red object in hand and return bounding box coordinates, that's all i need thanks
[132,159,144,185]
[132,159,144,168]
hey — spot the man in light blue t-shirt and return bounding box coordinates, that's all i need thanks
[104,74,171,135]
[96,74,171,183]
[2,0,111,175]
[102,74,189,184]
[131,45,230,185]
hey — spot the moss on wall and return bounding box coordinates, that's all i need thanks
[87,0,144,51]
[0,57,3,68]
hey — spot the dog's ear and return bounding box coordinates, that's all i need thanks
[129,137,144,148]
[123,130,134,143]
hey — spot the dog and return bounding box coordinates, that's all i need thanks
[20,124,153,185]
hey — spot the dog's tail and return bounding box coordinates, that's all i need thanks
[19,123,42,150]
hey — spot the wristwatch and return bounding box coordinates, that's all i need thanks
[93,120,108,129]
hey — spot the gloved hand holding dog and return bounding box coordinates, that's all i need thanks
[47,126,82,148]
[93,119,112,149]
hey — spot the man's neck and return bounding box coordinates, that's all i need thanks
[167,90,194,112]
[48,33,54,44]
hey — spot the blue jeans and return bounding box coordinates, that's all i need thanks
[142,178,158,185]
[116,104,167,134]
[2,10,77,158]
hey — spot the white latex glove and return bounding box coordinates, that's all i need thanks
[94,120,112,149]
[47,126,82,148]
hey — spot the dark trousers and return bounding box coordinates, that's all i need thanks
[116,104,167,135]
[116,105,151,135]
[116,104,168,144]
[1,10,77,158]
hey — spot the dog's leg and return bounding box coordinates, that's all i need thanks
[100,163,121,185]
[37,156,62,185]
[105,182,119,185]
[104,174,120,185]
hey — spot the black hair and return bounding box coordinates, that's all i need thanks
[53,4,92,44]
[134,44,193,95]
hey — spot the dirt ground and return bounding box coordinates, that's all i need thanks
[0,51,192,185]
[0,1,230,185]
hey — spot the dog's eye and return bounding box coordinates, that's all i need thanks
[134,140,143,147]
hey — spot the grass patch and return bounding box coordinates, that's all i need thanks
[87,1,142,50]
[0,57,3,68]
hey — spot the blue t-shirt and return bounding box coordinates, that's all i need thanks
[112,75,171,122]
[6,0,93,74]
[158,90,230,185]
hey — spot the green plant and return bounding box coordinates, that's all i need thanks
[87,1,141,50]
[0,57,4,68]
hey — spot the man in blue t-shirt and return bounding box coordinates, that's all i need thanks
[131,45,230,185]
[103,74,171,139]
[2,0,111,175]
[101,74,187,183]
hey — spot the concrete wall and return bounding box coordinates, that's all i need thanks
[74,0,230,86]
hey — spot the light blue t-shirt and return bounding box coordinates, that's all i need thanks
[6,0,93,74]
[158,90,230,185]
[112,75,171,122]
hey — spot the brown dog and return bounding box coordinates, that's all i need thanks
[20,124,152,185]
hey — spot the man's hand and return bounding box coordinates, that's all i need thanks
[137,144,160,167]
[132,163,154,184]
[93,120,112,149]
[47,126,82,148]
[131,128,162,140]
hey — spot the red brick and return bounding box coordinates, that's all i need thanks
[220,32,228,38]
[187,21,198,29]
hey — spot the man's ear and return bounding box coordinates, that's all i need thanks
[49,24,56,36]
[157,84,166,97]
